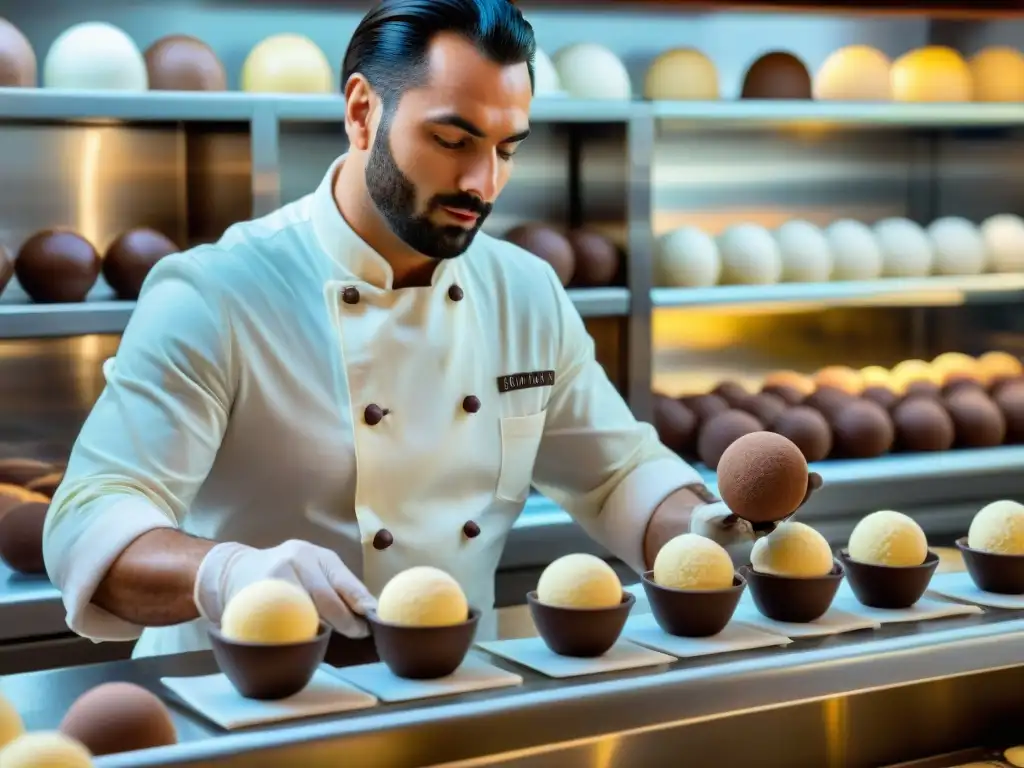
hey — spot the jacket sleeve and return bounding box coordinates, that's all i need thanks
[530,266,703,573]
[43,251,236,641]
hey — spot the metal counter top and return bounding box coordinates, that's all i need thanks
[2,606,1023,768]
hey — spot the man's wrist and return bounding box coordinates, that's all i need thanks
[642,484,720,569]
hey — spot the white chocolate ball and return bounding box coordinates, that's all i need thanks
[968,500,1024,555]
[891,46,972,102]
[553,43,631,100]
[718,224,782,285]
[532,48,563,97]
[980,214,1024,273]
[241,34,333,93]
[814,45,892,101]
[970,46,1024,102]
[221,579,320,644]
[537,553,622,609]
[0,732,92,768]
[775,220,832,283]
[44,22,147,91]
[926,217,986,276]
[378,566,469,627]
[751,522,834,578]
[644,48,719,100]
[653,533,734,591]
[824,220,883,281]
[655,227,721,287]
[873,218,933,277]
[0,693,23,750]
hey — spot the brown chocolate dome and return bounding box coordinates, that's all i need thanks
[761,383,804,406]
[0,244,12,297]
[736,392,786,426]
[944,390,1006,448]
[994,383,1024,443]
[0,501,47,574]
[861,385,899,411]
[905,380,941,400]
[15,230,100,303]
[803,385,853,419]
[891,397,954,452]
[679,393,729,427]
[942,377,986,398]
[741,51,812,100]
[504,224,575,286]
[145,34,227,91]
[771,405,832,462]
[717,431,808,524]
[653,394,696,455]
[566,229,619,287]
[991,375,1024,398]
[829,400,894,458]
[698,409,764,470]
[60,682,177,756]
[103,228,178,299]
[0,18,36,87]
[711,380,749,407]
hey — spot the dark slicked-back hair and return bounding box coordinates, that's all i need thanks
[342,0,536,109]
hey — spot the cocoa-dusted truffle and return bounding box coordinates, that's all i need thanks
[891,397,954,452]
[566,229,619,287]
[829,399,895,458]
[15,230,100,303]
[945,390,1006,447]
[741,51,812,99]
[995,383,1024,443]
[0,244,12,297]
[711,380,748,407]
[772,405,832,462]
[504,224,574,286]
[803,385,853,419]
[60,682,177,756]
[0,458,54,487]
[145,34,227,91]
[679,393,729,427]
[862,385,899,411]
[698,410,764,470]
[653,394,696,455]
[761,383,804,406]
[717,432,809,525]
[736,392,786,426]
[0,501,47,574]
[103,228,178,299]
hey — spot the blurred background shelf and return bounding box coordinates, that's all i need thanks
[652,275,1024,310]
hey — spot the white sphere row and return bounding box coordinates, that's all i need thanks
[655,214,1024,288]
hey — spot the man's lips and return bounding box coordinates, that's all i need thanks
[441,206,481,224]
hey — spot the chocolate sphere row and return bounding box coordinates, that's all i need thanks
[503,223,623,288]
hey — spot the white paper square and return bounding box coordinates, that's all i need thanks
[730,599,880,638]
[927,571,1024,609]
[622,613,791,658]
[830,582,983,624]
[477,636,674,678]
[161,666,377,730]
[331,653,522,703]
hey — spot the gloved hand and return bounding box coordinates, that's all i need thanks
[689,472,823,565]
[194,539,377,638]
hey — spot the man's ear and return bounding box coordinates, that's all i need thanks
[343,74,376,151]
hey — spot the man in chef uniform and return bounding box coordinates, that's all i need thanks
[42,0,809,658]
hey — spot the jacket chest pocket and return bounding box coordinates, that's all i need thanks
[496,411,547,503]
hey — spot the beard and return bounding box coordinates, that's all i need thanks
[365,117,492,261]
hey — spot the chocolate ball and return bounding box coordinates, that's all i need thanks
[504,224,575,286]
[905,380,941,400]
[0,484,46,520]
[15,230,100,303]
[803,385,853,419]
[712,380,749,407]
[892,397,954,452]
[829,400,894,458]
[741,51,812,100]
[653,394,697,455]
[771,405,832,462]
[0,18,36,87]
[942,377,986,398]
[567,228,619,287]
[0,501,47,574]
[761,384,804,406]
[990,375,1024,397]
[0,244,12,297]
[995,383,1024,443]
[698,410,764,470]
[736,392,786,426]
[679,393,729,427]
[103,228,178,299]
[718,432,808,524]
[862,385,899,411]
[145,34,227,91]
[0,458,54,487]
[60,682,177,756]
[945,390,1006,447]
[26,471,63,497]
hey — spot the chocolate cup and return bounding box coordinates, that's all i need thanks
[956,537,1024,594]
[367,607,480,680]
[741,562,843,623]
[641,571,745,637]
[527,591,634,657]
[839,549,939,609]
[208,621,330,701]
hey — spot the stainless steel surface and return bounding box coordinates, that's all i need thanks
[0,611,1019,767]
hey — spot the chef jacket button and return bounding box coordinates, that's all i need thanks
[448,284,464,302]
[373,529,394,550]
[462,395,481,414]
[463,520,481,539]
[342,286,360,305]
[364,404,386,425]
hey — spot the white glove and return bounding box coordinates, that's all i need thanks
[194,539,377,638]
[689,502,766,566]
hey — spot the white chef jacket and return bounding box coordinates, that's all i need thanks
[42,154,702,658]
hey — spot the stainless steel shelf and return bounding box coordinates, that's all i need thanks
[652,100,1024,128]
[652,274,1024,310]
[566,287,630,316]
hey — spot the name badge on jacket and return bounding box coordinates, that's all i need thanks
[497,370,556,393]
